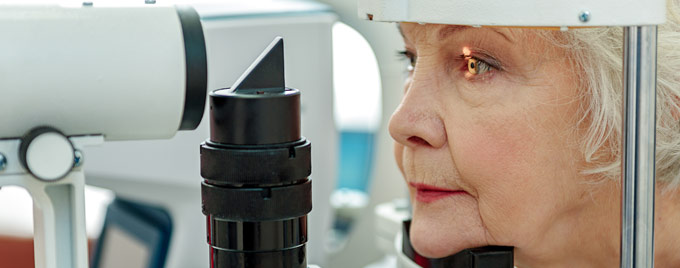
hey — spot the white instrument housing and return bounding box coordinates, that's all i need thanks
[0,3,207,141]
[358,0,667,27]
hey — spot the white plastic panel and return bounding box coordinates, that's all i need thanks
[0,5,186,141]
[358,0,666,27]
[333,22,382,132]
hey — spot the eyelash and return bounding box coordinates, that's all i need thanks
[397,50,416,72]
[397,50,500,79]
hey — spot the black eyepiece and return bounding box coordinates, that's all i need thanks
[200,37,312,268]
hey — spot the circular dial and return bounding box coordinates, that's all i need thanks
[19,127,75,181]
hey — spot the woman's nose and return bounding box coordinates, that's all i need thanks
[388,77,447,149]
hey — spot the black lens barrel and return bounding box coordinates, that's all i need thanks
[208,216,308,251]
[201,87,311,268]
[208,89,300,145]
[210,244,307,268]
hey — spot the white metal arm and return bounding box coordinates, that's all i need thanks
[0,135,102,268]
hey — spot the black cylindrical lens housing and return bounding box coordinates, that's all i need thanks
[209,88,300,145]
[201,86,312,268]
[210,243,307,268]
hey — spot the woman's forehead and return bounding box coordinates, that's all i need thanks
[399,22,523,45]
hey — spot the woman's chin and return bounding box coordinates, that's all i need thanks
[409,196,488,258]
[410,232,464,258]
[409,218,486,258]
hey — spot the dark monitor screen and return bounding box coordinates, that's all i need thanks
[92,198,172,268]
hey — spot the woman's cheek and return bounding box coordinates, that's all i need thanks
[453,116,535,182]
[449,116,538,239]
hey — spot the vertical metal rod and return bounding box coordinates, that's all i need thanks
[621,25,658,268]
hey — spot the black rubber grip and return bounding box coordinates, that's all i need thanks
[201,180,312,221]
[200,140,311,186]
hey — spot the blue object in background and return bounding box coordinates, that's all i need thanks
[335,131,376,192]
[327,130,376,252]
[329,21,382,252]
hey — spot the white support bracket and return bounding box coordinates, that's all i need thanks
[0,135,103,268]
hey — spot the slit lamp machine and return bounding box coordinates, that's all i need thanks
[0,0,668,267]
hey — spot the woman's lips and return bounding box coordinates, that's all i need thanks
[410,183,467,203]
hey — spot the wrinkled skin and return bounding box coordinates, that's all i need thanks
[388,23,626,267]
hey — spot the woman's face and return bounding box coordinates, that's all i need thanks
[389,23,620,266]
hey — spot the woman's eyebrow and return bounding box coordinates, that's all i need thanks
[438,25,514,43]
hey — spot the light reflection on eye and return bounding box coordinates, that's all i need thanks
[462,46,493,77]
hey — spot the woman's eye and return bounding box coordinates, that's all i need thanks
[466,57,492,76]
[398,50,416,71]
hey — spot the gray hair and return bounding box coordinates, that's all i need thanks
[538,0,680,188]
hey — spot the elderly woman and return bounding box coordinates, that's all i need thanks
[388,0,680,267]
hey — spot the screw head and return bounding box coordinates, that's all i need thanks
[145,0,156,4]
[82,1,93,6]
[0,153,6,171]
[579,11,591,23]
[73,150,83,167]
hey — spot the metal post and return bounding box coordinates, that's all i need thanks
[621,25,658,268]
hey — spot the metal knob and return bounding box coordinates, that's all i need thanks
[19,127,75,181]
